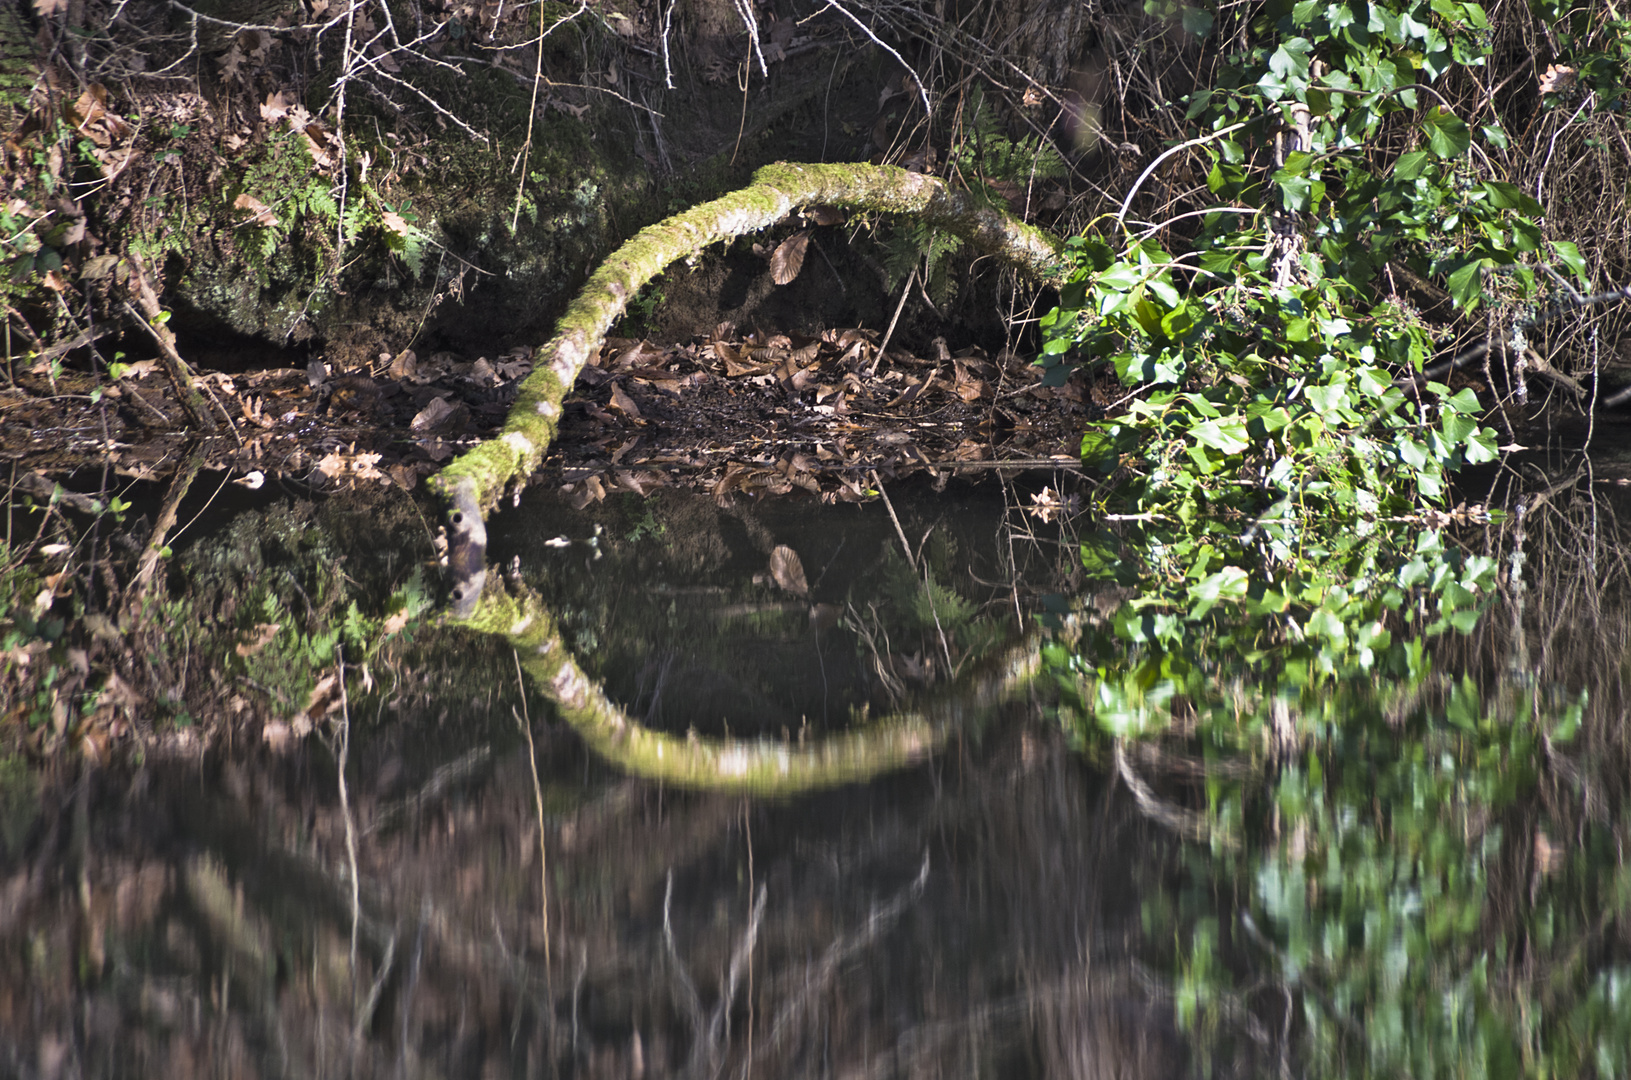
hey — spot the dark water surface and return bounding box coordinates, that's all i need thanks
[4,464,1631,1077]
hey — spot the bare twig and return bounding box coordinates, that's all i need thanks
[660,0,677,89]
[1116,122,1249,226]
[877,265,916,360]
[662,871,707,1052]
[761,852,930,1057]
[1113,741,1221,845]
[1536,93,1596,203]
[819,0,931,117]
[337,645,362,1016]
[732,0,769,78]
[128,450,202,602]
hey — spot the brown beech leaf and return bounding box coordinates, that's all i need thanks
[725,355,776,377]
[613,469,665,495]
[609,339,663,372]
[411,395,458,431]
[803,204,846,226]
[233,192,279,228]
[379,209,413,237]
[770,230,812,286]
[236,623,282,658]
[302,672,343,723]
[953,375,987,403]
[566,474,607,509]
[607,382,643,420]
[769,545,809,597]
[1539,64,1577,95]
[299,122,337,168]
[388,348,418,379]
[260,91,291,122]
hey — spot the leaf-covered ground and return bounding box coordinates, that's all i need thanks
[2,328,1102,501]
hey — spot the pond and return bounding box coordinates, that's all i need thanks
[3,447,1631,1078]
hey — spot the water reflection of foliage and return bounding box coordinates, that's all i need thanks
[465,575,1040,796]
[500,486,1049,741]
[1078,469,1631,1077]
[1047,505,1497,752]
[1,711,1190,1077]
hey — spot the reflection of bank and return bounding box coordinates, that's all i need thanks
[460,581,1041,794]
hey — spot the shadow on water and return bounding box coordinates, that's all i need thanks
[7,455,1631,1076]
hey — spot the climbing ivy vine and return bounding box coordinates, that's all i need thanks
[1037,0,1591,733]
[1037,1,1631,1073]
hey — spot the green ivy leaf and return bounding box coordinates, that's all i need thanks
[1189,416,1251,455]
[1188,566,1250,615]
[1392,150,1430,179]
[1269,38,1314,82]
[1443,387,1483,414]
[1098,264,1143,291]
[1551,240,1589,286]
[1444,258,1485,309]
[1424,108,1472,158]
[1461,426,1498,464]
[1480,180,1541,215]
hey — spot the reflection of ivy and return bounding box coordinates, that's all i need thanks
[1152,674,1618,1078]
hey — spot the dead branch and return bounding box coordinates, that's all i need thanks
[121,254,216,432]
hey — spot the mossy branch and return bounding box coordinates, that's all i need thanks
[428,161,1067,519]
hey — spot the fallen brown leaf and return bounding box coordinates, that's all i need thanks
[411,396,459,431]
[770,230,812,285]
[565,474,607,509]
[233,192,279,228]
[303,672,341,722]
[607,382,643,420]
[1539,64,1577,95]
[803,205,846,226]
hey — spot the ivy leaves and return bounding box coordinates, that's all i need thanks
[1038,0,1562,745]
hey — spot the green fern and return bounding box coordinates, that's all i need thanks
[881,220,963,295]
[954,83,1066,201]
